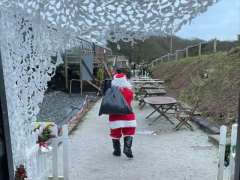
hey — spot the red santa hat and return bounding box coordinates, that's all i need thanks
[114,73,128,80]
[112,73,132,89]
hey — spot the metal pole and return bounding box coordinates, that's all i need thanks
[170,23,173,54]
[0,51,14,180]
[64,51,68,90]
[79,50,83,96]
[234,92,240,180]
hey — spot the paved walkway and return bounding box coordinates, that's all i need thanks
[52,98,219,180]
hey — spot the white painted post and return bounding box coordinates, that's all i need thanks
[42,124,47,180]
[36,128,41,178]
[218,125,227,180]
[40,124,45,177]
[229,124,238,180]
[142,70,143,76]
[63,125,69,180]
[52,125,58,180]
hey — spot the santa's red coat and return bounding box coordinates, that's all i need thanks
[109,87,136,129]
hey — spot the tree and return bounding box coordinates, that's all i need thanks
[106,35,204,64]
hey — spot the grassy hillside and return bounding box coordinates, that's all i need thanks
[152,47,240,127]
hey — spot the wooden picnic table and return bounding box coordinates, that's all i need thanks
[133,81,164,89]
[132,79,160,81]
[144,96,177,125]
[138,89,166,110]
[133,80,164,86]
[134,85,161,98]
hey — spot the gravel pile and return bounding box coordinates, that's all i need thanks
[36,91,96,125]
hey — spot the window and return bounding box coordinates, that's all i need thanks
[122,61,126,68]
[117,61,122,67]
[107,61,113,66]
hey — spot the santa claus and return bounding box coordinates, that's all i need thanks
[109,73,136,158]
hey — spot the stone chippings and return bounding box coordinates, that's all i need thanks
[36,91,96,125]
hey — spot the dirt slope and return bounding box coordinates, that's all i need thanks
[152,47,240,127]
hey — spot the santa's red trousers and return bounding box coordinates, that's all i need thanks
[110,127,136,139]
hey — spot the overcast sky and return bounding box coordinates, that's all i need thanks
[175,0,240,41]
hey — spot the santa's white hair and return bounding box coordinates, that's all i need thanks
[111,74,132,89]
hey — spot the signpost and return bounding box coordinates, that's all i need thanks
[0,52,14,179]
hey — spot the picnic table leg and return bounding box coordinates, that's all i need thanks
[146,105,160,118]
[175,118,193,131]
[139,93,148,109]
[155,104,175,124]
[149,105,175,125]
[153,112,175,124]
[140,102,146,110]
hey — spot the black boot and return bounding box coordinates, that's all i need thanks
[123,136,133,158]
[112,139,121,156]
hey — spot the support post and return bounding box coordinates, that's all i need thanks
[168,53,170,61]
[218,125,227,180]
[186,47,189,58]
[234,93,240,180]
[100,53,104,74]
[0,52,14,180]
[52,126,58,180]
[103,52,107,78]
[170,23,173,54]
[229,124,237,180]
[161,57,163,63]
[63,125,69,180]
[198,43,201,56]
[79,50,83,96]
[175,51,178,61]
[213,38,217,53]
[64,51,68,90]
[113,56,117,72]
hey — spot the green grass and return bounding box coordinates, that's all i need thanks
[152,47,240,127]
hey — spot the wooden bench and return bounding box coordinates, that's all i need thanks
[134,85,161,98]
[132,80,164,87]
[138,89,166,110]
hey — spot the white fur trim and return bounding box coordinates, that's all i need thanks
[109,120,137,129]
[111,76,132,89]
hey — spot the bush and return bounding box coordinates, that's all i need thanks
[97,68,104,81]
[225,144,230,167]
[198,69,205,79]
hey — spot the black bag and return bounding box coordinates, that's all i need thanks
[99,86,133,116]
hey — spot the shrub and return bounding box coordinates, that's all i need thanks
[97,68,104,81]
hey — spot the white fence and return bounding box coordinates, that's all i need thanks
[218,124,237,180]
[17,123,69,180]
[51,125,69,180]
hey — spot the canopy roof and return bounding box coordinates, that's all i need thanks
[1,0,219,45]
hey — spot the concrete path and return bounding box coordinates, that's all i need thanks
[51,98,219,180]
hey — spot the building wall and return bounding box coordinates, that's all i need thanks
[107,56,129,68]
